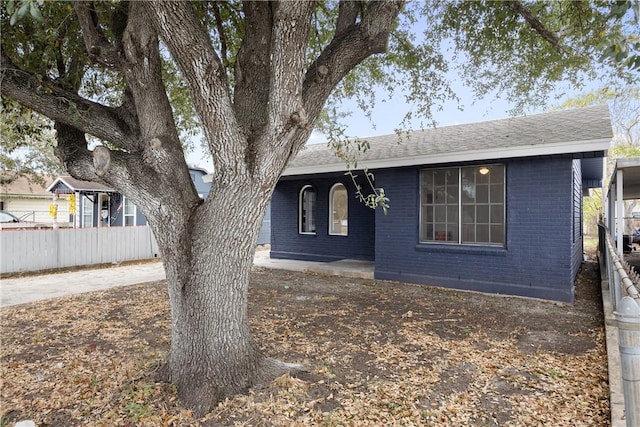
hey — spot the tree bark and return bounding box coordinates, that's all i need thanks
[154,179,299,416]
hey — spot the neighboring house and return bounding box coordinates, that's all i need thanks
[0,175,70,225]
[271,106,612,303]
[47,166,210,228]
[47,176,145,227]
[189,166,211,199]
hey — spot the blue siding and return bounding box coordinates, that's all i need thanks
[189,169,211,199]
[374,158,577,302]
[271,174,375,261]
[257,203,271,245]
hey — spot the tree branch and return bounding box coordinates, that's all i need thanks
[143,1,245,182]
[336,1,362,37]
[507,1,562,50]
[1,54,139,149]
[233,1,273,136]
[301,1,404,141]
[211,2,229,70]
[74,0,122,68]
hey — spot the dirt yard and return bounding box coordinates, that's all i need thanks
[0,259,608,426]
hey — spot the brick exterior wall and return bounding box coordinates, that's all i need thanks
[271,173,375,261]
[271,157,582,302]
[374,157,577,302]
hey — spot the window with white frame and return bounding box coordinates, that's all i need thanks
[123,196,136,226]
[299,185,316,234]
[420,165,505,245]
[329,183,348,236]
[82,196,93,227]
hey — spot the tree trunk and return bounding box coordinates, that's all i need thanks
[153,179,295,415]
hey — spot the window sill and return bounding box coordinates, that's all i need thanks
[415,243,507,256]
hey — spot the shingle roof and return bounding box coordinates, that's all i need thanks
[0,175,54,197]
[47,176,116,194]
[284,105,612,176]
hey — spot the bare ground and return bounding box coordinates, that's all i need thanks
[0,259,608,426]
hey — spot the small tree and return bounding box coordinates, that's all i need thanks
[1,0,635,414]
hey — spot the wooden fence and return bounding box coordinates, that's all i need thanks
[1,226,160,274]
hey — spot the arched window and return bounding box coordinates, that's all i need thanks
[329,183,348,236]
[299,185,316,234]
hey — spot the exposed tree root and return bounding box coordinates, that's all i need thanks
[155,357,308,417]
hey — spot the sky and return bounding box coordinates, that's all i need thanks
[185,78,601,172]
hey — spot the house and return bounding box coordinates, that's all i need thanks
[47,166,210,228]
[270,106,612,303]
[189,166,211,199]
[47,176,145,227]
[0,175,70,225]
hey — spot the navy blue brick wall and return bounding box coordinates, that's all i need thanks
[374,158,577,302]
[271,174,375,261]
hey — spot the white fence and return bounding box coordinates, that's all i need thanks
[598,224,640,427]
[1,226,160,274]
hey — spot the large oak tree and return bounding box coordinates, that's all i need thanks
[1,0,636,414]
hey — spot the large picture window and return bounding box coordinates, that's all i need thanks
[299,185,316,234]
[420,165,505,245]
[329,183,348,236]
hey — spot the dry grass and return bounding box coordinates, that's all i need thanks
[1,263,609,426]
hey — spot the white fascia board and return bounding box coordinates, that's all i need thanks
[46,177,70,192]
[282,138,611,176]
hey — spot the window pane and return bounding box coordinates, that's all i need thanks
[300,187,316,233]
[477,167,490,184]
[490,206,504,224]
[83,196,93,228]
[462,184,475,203]
[434,185,446,203]
[423,223,434,241]
[124,199,135,215]
[447,205,458,223]
[462,205,475,224]
[476,185,489,203]
[476,205,489,223]
[434,224,449,241]
[490,184,503,203]
[435,205,446,222]
[330,184,348,235]
[463,224,475,242]
[449,226,459,242]
[490,166,504,183]
[476,224,489,243]
[460,165,505,245]
[491,225,504,244]
[425,205,434,222]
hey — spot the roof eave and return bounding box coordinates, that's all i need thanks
[282,138,611,177]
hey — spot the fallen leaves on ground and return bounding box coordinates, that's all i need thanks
[0,261,609,426]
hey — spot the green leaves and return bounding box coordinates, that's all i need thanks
[6,0,44,25]
[599,1,640,70]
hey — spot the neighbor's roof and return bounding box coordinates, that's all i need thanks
[283,105,613,176]
[46,176,116,194]
[0,175,55,198]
